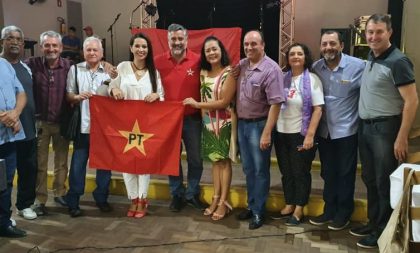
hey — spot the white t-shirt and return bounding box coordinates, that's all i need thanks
[109,61,164,101]
[276,72,324,133]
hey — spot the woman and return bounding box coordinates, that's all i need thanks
[183,36,238,220]
[109,33,164,218]
[273,43,324,226]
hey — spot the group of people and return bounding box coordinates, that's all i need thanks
[0,13,418,250]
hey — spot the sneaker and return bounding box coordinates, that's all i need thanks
[356,234,378,249]
[10,218,16,227]
[349,224,373,237]
[328,220,350,231]
[169,196,185,212]
[285,215,304,226]
[185,195,207,211]
[17,208,37,220]
[309,214,332,226]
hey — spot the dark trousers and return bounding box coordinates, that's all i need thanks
[66,134,112,210]
[318,134,357,223]
[274,132,315,206]
[0,142,17,229]
[16,138,38,210]
[359,117,400,236]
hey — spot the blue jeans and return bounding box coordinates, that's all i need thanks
[359,117,400,235]
[66,134,111,210]
[0,142,17,229]
[168,115,203,200]
[238,119,272,216]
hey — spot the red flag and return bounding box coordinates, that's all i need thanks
[89,96,184,176]
[131,27,242,64]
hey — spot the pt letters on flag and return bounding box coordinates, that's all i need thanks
[89,96,184,176]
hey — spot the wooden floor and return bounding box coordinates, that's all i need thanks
[1,193,378,253]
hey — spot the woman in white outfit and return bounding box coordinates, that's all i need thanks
[109,33,164,218]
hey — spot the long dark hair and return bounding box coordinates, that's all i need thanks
[130,33,157,93]
[284,42,314,72]
[200,36,230,71]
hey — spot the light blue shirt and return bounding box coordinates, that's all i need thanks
[312,54,365,139]
[0,58,26,145]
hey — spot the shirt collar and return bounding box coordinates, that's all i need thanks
[43,56,65,69]
[82,61,105,72]
[369,44,395,61]
[321,53,348,71]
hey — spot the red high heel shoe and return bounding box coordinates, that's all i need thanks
[127,198,138,217]
[134,198,148,218]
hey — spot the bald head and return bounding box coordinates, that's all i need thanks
[243,30,265,64]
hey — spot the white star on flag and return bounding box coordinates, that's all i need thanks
[187,68,194,76]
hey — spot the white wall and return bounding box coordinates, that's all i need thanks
[2,0,67,57]
[294,0,387,58]
[81,0,140,65]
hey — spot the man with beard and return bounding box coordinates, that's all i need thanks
[310,30,365,230]
[1,26,38,221]
[25,31,72,215]
[154,24,206,212]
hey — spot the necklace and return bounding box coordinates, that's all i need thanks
[132,62,146,73]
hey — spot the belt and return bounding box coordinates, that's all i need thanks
[238,116,267,122]
[362,115,401,124]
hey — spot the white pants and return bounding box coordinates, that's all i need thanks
[122,173,150,200]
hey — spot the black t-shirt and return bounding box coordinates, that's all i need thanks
[12,62,36,140]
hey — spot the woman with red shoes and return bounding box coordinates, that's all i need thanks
[109,33,164,218]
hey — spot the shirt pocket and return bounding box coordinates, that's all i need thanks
[330,73,354,98]
[244,82,263,102]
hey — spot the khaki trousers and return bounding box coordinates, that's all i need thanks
[35,121,70,204]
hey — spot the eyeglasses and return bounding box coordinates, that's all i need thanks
[4,36,24,44]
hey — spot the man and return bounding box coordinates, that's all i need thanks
[83,26,94,38]
[309,30,365,231]
[65,37,112,217]
[0,57,27,238]
[155,23,206,212]
[1,26,38,221]
[61,26,81,62]
[235,30,284,229]
[25,31,72,215]
[355,14,418,249]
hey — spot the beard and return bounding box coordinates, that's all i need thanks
[323,51,341,62]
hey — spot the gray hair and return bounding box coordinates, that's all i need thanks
[1,25,24,40]
[83,36,103,51]
[167,23,187,39]
[40,30,62,46]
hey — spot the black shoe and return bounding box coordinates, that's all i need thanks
[249,214,264,230]
[169,196,185,212]
[69,208,83,218]
[270,211,293,220]
[309,214,332,226]
[349,224,373,237]
[328,220,350,231]
[54,196,68,207]
[356,234,378,249]
[96,202,112,212]
[33,204,48,216]
[185,195,207,211]
[0,226,27,238]
[285,215,304,226]
[237,209,253,220]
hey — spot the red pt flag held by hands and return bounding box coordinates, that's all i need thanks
[89,96,184,176]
